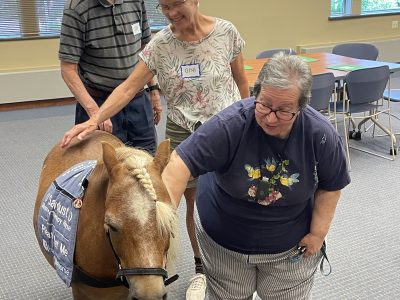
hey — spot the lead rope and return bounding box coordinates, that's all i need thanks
[319,241,332,276]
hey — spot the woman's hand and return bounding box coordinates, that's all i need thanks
[60,117,99,148]
[298,233,325,258]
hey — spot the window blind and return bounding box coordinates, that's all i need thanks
[0,0,65,40]
[0,0,168,41]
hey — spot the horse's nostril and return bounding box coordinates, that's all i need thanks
[163,293,168,300]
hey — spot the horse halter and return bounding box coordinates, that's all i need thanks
[106,231,179,288]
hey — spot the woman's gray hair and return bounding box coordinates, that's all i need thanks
[253,52,312,108]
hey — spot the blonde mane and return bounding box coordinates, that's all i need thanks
[115,146,179,265]
[156,201,179,267]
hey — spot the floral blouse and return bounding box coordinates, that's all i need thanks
[140,18,245,132]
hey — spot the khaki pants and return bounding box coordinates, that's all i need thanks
[165,117,199,188]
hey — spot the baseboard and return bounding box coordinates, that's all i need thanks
[0,97,76,112]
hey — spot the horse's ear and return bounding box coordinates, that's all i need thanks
[153,139,170,173]
[102,142,118,173]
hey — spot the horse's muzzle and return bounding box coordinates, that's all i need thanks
[131,293,167,300]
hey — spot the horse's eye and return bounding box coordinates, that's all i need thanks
[104,223,118,233]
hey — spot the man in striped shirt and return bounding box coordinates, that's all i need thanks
[59,0,161,154]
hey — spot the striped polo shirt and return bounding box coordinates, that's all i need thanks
[59,0,151,92]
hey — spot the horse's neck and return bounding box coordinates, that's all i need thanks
[74,165,117,277]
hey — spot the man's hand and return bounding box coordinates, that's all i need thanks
[98,118,113,133]
[149,90,162,125]
[60,118,99,148]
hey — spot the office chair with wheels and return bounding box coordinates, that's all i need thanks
[339,65,396,168]
[256,48,297,59]
[310,73,337,127]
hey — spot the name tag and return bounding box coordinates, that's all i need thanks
[181,64,201,78]
[131,22,141,35]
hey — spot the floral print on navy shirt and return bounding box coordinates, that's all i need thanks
[245,157,300,206]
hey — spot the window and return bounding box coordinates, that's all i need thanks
[0,0,65,40]
[361,0,400,13]
[0,0,168,40]
[37,0,65,37]
[331,0,346,15]
[331,0,400,17]
[146,1,169,31]
[0,0,21,39]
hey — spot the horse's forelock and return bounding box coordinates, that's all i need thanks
[114,146,157,200]
[115,146,152,169]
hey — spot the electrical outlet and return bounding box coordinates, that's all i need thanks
[392,21,398,29]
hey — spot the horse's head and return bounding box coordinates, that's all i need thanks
[102,140,178,300]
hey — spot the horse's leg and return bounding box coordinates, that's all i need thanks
[71,283,128,300]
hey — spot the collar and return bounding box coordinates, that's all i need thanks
[98,0,123,7]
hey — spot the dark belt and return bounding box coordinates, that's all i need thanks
[85,86,145,98]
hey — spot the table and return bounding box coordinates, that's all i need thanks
[244,52,400,87]
[244,52,400,156]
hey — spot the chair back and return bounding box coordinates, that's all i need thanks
[345,65,390,105]
[256,48,297,59]
[310,73,335,111]
[332,43,379,61]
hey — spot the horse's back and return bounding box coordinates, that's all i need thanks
[44,131,123,176]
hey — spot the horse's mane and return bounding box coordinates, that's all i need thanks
[114,146,179,265]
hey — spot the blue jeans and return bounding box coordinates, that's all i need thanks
[75,91,157,154]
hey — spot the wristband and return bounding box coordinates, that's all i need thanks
[148,84,160,92]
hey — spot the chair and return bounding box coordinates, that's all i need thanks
[382,89,400,137]
[332,43,379,107]
[332,43,379,61]
[310,73,337,128]
[310,73,336,123]
[339,65,396,168]
[256,48,297,59]
[383,89,400,122]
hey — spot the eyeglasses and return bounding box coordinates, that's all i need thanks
[254,100,299,121]
[156,0,187,13]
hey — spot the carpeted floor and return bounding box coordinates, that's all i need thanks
[1,93,400,299]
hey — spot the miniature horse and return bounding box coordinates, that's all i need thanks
[33,131,178,300]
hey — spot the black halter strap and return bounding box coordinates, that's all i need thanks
[117,267,168,279]
[73,265,127,288]
[106,231,179,287]
[71,231,179,289]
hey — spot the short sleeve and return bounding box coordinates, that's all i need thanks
[226,21,245,61]
[316,131,351,191]
[139,35,159,75]
[58,9,85,63]
[176,111,245,178]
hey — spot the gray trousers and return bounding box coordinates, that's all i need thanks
[194,209,322,300]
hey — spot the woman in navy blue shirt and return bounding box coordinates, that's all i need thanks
[162,53,350,299]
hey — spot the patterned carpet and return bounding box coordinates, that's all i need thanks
[1,94,400,299]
